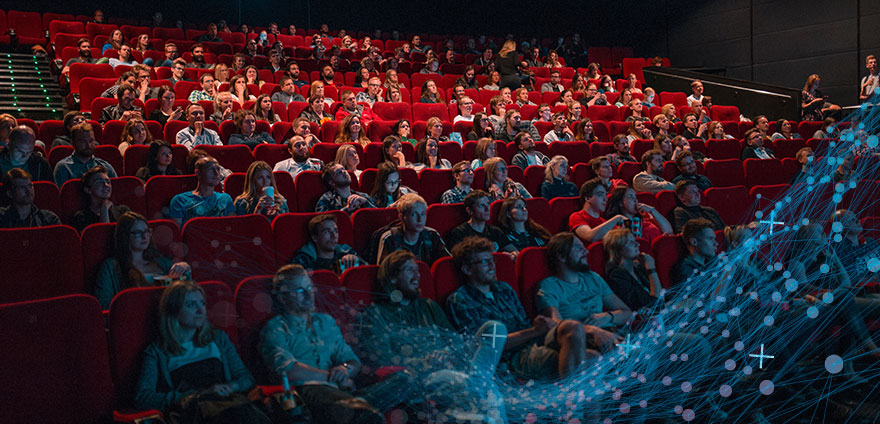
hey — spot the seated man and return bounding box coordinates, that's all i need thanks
[187,73,216,102]
[291,117,322,146]
[542,112,575,143]
[286,61,308,87]
[445,190,517,254]
[61,38,95,76]
[570,178,626,243]
[334,90,378,125]
[131,64,160,103]
[440,161,473,204]
[607,134,636,168]
[271,76,306,106]
[167,156,234,227]
[672,217,718,285]
[53,123,118,186]
[0,125,52,182]
[157,42,179,68]
[292,213,361,273]
[100,83,143,123]
[540,70,564,93]
[496,109,540,144]
[741,128,775,160]
[358,250,507,422]
[632,149,675,194]
[671,180,724,233]
[511,132,550,169]
[176,103,222,150]
[686,79,704,105]
[167,59,189,87]
[376,193,450,264]
[273,135,323,180]
[625,98,648,122]
[446,236,582,379]
[316,163,376,214]
[831,209,880,286]
[790,147,816,184]
[0,168,60,228]
[261,264,413,424]
[186,43,214,69]
[679,113,707,140]
[670,151,712,191]
[71,166,131,232]
[197,23,222,43]
[354,77,382,106]
[537,232,628,356]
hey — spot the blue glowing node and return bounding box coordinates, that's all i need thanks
[831,222,844,233]
[868,258,880,272]
[825,355,843,374]
[807,306,819,318]
[869,135,879,148]
[759,380,774,395]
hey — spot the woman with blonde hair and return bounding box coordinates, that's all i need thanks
[539,155,577,199]
[484,157,531,200]
[801,74,840,121]
[213,63,231,88]
[707,121,733,139]
[234,160,287,217]
[660,103,680,123]
[334,144,363,178]
[334,114,370,147]
[602,228,662,311]
[470,137,496,168]
[118,119,153,155]
[309,80,334,105]
[495,40,522,90]
[209,92,235,124]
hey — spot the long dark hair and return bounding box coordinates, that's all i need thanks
[145,140,180,177]
[114,211,163,290]
[370,161,402,207]
[604,186,632,219]
[496,196,551,240]
[470,113,494,138]
[415,139,442,167]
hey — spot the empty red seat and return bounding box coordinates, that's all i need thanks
[49,20,85,39]
[32,181,61,216]
[548,196,581,233]
[750,184,790,212]
[418,169,455,204]
[426,202,469,239]
[706,139,742,160]
[548,141,591,165]
[0,225,84,303]
[144,174,198,220]
[0,295,114,423]
[798,121,824,138]
[350,207,400,255]
[193,144,255,172]
[659,91,688,108]
[709,105,739,121]
[703,159,745,187]
[253,143,290,167]
[704,186,751,226]
[652,234,685,288]
[412,103,450,121]
[182,215,276,286]
[743,158,785,187]
[7,10,44,44]
[617,162,643,186]
[771,139,807,159]
[587,105,620,122]
[373,102,412,121]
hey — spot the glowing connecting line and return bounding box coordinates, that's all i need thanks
[618,334,640,357]
[759,210,785,235]
[482,322,506,348]
[748,344,775,369]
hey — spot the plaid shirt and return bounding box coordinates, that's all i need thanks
[446,281,530,336]
[187,90,214,102]
[440,186,471,204]
[315,189,376,214]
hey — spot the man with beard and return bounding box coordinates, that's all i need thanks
[0,168,60,228]
[375,194,449,264]
[186,44,214,69]
[633,149,675,194]
[291,214,361,273]
[285,61,308,87]
[607,134,636,168]
[358,250,508,423]
[446,236,590,379]
[261,264,412,424]
[536,232,628,357]
[445,190,517,254]
[187,73,216,102]
[316,163,376,214]
[671,150,712,190]
[273,135,323,180]
[62,38,95,76]
[54,122,118,186]
[320,64,336,86]
[510,132,549,169]
[100,83,143,123]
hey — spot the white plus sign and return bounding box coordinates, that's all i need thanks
[618,334,640,357]
[759,210,785,235]
[749,344,775,369]
[481,322,506,348]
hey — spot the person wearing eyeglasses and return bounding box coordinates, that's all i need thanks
[453,96,476,124]
[441,161,474,204]
[261,264,414,423]
[94,211,190,309]
[354,77,383,107]
[445,190,517,256]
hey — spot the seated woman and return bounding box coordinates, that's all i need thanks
[244,65,265,88]
[213,64,231,89]
[102,29,123,54]
[653,133,674,161]
[615,89,633,108]
[603,228,662,312]
[133,34,155,66]
[354,67,372,88]
[483,71,501,91]
[484,157,531,200]
[574,118,599,143]
[566,101,584,124]
[801,74,840,121]
[134,280,267,422]
[228,110,274,148]
[136,140,181,182]
[625,74,643,94]
[94,212,190,309]
[422,117,450,143]
[604,186,672,244]
[661,103,680,123]
[392,119,417,146]
[625,119,652,144]
[420,58,441,75]
[496,196,551,250]
[770,119,802,140]
[453,96,476,124]
[370,161,415,208]
[308,81,334,106]
[599,75,616,93]
[707,121,734,139]
[467,113,495,141]
[233,160,288,217]
[228,74,256,106]
[252,94,281,124]
[413,137,451,171]
[299,94,333,124]
[514,88,535,106]
[334,144,363,178]
[72,165,131,232]
[384,69,405,89]
[118,119,153,155]
[456,65,479,90]
[544,50,563,68]
[486,96,506,131]
[671,136,706,161]
[539,155,577,199]
[382,135,408,167]
[419,80,444,104]
[585,62,601,80]
[334,114,370,148]
[209,92,236,125]
[384,86,403,103]
[555,89,574,107]
[148,87,183,128]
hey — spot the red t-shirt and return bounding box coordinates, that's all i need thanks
[569,210,606,232]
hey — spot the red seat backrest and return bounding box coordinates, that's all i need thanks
[412,102,450,121]
[0,225,84,303]
[254,144,291,168]
[418,169,455,204]
[350,207,400,255]
[704,186,752,226]
[195,144,255,173]
[144,174,198,220]
[373,102,412,121]
[426,202,469,239]
[703,158,745,187]
[182,215,277,287]
[709,105,739,122]
[587,105,620,122]
[743,158,785,188]
[0,295,113,423]
[706,138,742,160]
[8,10,43,38]
[652,234,685,288]
[659,91,688,108]
[548,196,581,233]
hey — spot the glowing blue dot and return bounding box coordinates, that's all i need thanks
[834,234,842,242]
[722,329,730,338]
[682,409,695,421]
[681,382,692,392]
[724,359,736,370]
[771,292,782,302]
[759,234,767,242]
[822,292,835,303]
[820,263,830,273]
[867,258,880,272]
[764,315,775,326]
[773,262,783,271]
[759,380,775,395]
[734,341,744,351]
[743,365,753,375]
[849,180,857,189]
[834,183,845,193]
[719,384,733,397]
[868,135,879,148]
[832,222,844,233]
[662,376,672,386]
[785,279,798,292]
[801,218,810,225]
[754,211,763,219]
[674,405,683,414]
[825,355,843,374]
[785,196,792,203]
[806,176,815,184]
[782,271,791,278]
[807,306,819,318]
[755,193,762,199]
[832,194,842,203]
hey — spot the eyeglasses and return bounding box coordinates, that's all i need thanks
[455,168,474,174]
[279,286,313,296]
[469,257,494,267]
[130,229,152,238]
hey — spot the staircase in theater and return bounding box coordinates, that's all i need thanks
[0,52,63,121]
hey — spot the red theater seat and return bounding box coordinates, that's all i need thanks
[704,186,752,226]
[703,159,746,187]
[144,174,198,220]
[0,225,84,303]
[182,215,276,286]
